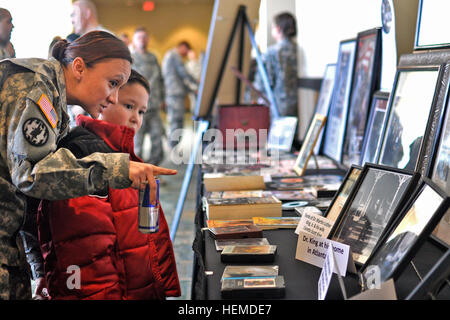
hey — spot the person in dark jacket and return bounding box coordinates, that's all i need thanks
[37,69,181,299]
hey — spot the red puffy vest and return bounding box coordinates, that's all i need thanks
[38,116,181,299]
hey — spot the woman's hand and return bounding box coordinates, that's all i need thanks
[129,161,177,204]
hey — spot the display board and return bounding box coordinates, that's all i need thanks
[313,63,337,155]
[194,0,261,119]
[414,0,450,50]
[342,28,382,168]
[395,51,450,176]
[322,39,357,163]
[360,91,389,166]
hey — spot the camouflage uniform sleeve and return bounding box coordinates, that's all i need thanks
[174,56,198,92]
[253,51,274,93]
[5,78,131,201]
[157,63,166,103]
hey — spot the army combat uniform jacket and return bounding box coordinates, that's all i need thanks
[131,50,165,111]
[162,49,198,97]
[254,38,298,118]
[0,57,131,299]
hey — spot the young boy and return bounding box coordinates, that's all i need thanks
[36,70,181,300]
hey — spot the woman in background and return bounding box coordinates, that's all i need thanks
[254,12,298,119]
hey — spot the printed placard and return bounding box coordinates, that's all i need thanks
[295,231,356,277]
[295,211,333,238]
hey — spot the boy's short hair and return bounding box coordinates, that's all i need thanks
[127,69,151,95]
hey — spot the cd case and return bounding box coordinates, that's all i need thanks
[215,238,270,251]
[221,275,285,299]
[221,265,279,281]
[221,245,277,262]
[208,224,263,240]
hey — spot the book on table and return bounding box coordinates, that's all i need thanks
[203,172,267,191]
[203,195,282,220]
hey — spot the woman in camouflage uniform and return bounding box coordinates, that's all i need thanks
[254,12,298,118]
[0,31,176,300]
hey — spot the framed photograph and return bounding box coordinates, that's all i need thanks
[361,178,450,284]
[324,165,363,223]
[322,39,357,163]
[313,63,337,155]
[360,91,390,166]
[267,116,298,152]
[342,28,382,168]
[428,81,450,247]
[414,0,450,50]
[397,52,450,177]
[293,114,326,176]
[378,66,441,171]
[329,163,418,266]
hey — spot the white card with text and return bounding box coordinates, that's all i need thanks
[295,211,333,238]
[295,231,356,276]
[318,245,335,300]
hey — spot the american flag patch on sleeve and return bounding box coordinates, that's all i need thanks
[37,93,58,128]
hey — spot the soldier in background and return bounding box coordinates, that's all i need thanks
[254,12,298,119]
[68,0,115,128]
[0,8,15,59]
[162,41,198,148]
[130,27,165,165]
[70,0,113,36]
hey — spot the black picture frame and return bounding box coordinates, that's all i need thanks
[361,177,450,284]
[427,80,450,247]
[427,78,450,193]
[414,0,450,51]
[396,52,450,180]
[377,65,442,172]
[322,39,357,163]
[324,165,363,223]
[342,28,382,168]
[313,63,337,155]
[329,163,419,266]
[406,248,450,300]
[360,91,390,166]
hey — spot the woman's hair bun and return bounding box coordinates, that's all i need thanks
[51,39,70,62]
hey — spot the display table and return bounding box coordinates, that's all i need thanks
[194,218,448,300]
[190,165,449,300]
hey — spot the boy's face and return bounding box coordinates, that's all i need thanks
[100,82,149,132]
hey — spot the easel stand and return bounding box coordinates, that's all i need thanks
[169,5,278,240]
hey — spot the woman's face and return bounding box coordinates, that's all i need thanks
[75,58,131,119]
[99,82,148,132]
[271,23,282,42]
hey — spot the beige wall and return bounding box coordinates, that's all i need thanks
[394,0,419,58]
[92,1,214,62]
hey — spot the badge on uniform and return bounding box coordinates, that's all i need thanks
[37,93,58,128]
[22,118,49,146]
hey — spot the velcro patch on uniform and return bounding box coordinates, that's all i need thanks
[37,93,58,128]
[22,118,49,146]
